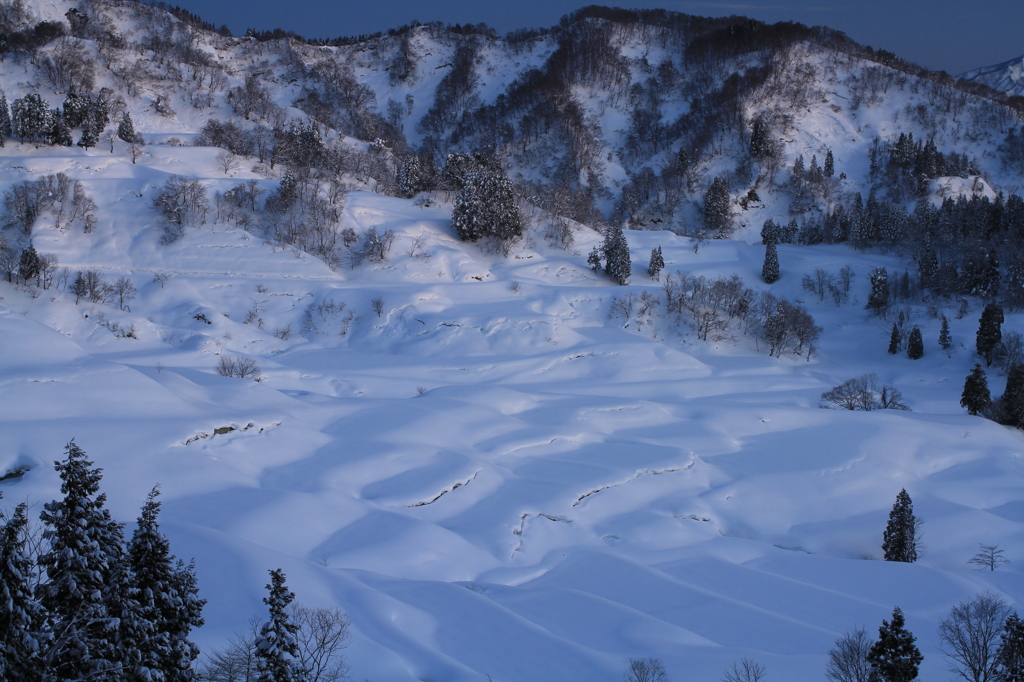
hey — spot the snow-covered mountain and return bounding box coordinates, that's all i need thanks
[1,2,1024,681]
[960,54,1024,98]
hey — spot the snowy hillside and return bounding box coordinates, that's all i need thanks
[1,2,1024,681]
[961,54,1024,98]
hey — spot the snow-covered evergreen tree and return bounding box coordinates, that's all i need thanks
[867,267,890,317]
[256,569,303,682]
[0,502,45,682]
[19,245,40,285]
[762,242,779,284]
[748,117,772,159]
[397,155,422,198]
[451,168,522,247]
[977,303,1004,366]
[0,93,11,147]
[128,487,206,682]
[824,149,835,177]
[889,323,901,354]
[117,112,136,144]
[38,441,129,681]
[1000,364,1024,427]
[882,489,919,563]
[587,246,601,271]
[647,246,663,281]
[939,315,952,354]
[994,612,1024,682]
[11,94,51,145]
[602,225,631,285]
[61,91,89,129]
[906,326,923,359]
[961,364,991,416]
[702,176,731,236]
[77,119,98,150]
[760,219,780,246]
[867,606,922,682]
[49,114,72,147]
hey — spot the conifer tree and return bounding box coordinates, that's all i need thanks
[867,606,923,682]
[961,365,991,416]
[0,503,45,682]
[38,441,129,681]
[602,225,631,285]
[889,323,901,354]
[749,117,772,159]
[11,94,50,144]
[117,112,135,144]
[906,326,923,359]
[77,119,98,150]
[0,93,11,146]
[702,176,731,236]
[62,90,89,129]
[129,487,206,682]
[19,245,40,285]
[587,246,602,271]
[882,489,919,563]
[396,155,422,198]
[1000,364,1024,427]
[939,315,952,355]
[977,303,1004,366]
[451,168,521,247]
[994,612,1024,682]
[867,267,890,317]
[762,241,779,284]
[647,246,663,281]
[256,569,303,682]
[761,219,779,246]
[49,114,72,147]
[824,149,835,177]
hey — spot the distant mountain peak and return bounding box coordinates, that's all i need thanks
[960,54,1024,97]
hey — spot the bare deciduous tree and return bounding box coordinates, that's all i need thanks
[215,356,262,381]
[826,627,873,682]
[113,276,137,311]
[938,592,1011,682]
[723,658,766,682]
[624,657,669,682]
[969,545,1009,572]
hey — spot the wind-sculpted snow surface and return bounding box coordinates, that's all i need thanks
[1,142,1024,682]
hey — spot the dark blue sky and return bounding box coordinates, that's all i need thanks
[181,0,1022,75]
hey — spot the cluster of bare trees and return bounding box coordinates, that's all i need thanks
[661,271,820,357]
[820,373,909,411]
[3,173,96,234]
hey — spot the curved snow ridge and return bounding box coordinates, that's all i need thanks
[512,512,573,556]
[571,457,699,507]
[404,470,482,507]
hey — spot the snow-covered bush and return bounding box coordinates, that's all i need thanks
[215,356,262,381]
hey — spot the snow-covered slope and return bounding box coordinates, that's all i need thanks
[961,54,1024,98]
[2,137,1024,681]
[0,3,1023,681]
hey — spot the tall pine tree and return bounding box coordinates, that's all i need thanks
[0,502,45,682]
[128,487,206,682]
[977,303,1004,366]
[994,612,1024,682]
[602,225,631,285]
[762,242,779,284]
[255,569,303,682]
[882,489,919,563]
[1000,364,1024,428]
[0,93,12,147]
[961,365,991,416]
[37,441,129,681]
[867,606,923,682]
[906,326,923,359]
[939,315,952,355]
[117,112,136,144]
[647,246,663,281]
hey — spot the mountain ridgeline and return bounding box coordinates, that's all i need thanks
[1,0,1024,303]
